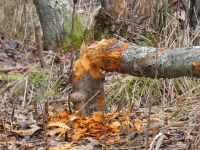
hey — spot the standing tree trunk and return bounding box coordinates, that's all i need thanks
[71,39,200,116]
[190,0,200,30]
[190,0,200,44]
[33,0,68,50]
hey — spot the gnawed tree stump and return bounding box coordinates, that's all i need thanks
[70,43,107,116]
[71,39,200,116]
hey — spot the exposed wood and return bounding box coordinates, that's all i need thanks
[71,38,200,116]
[70,43,106,116]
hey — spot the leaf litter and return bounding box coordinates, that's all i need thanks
[1,37,200,149]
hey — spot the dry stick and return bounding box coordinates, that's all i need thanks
[34,21,46,68]
[146,46,159,149]
[149,132,164,150]
[146,88,153,150]
[68,0,77,113]
[180,0,189,47]
[22,76,28,108]
[43,101,49,148]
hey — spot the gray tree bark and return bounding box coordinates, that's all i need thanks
[33,0,68,50]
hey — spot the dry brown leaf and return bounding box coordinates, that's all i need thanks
[48,142,73,150]
[10,125,40,136]
[133,118,142,132]
[47,128,66,136]
[111,121,121,127]
[107,112,119,119]
[47,122,70,130]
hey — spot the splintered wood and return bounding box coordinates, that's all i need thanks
[73,39,128,81]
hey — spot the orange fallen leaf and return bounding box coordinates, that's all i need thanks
[133,118,142,132]
[72,128,87,141]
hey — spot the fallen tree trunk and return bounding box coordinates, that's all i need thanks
[71,39,200,116]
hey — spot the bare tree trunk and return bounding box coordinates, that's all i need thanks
[190,0,200,44]
[71,39,200,116]
[33,0,68,50]
[190,0,200,30]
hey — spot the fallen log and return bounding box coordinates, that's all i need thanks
[70,39,200,116]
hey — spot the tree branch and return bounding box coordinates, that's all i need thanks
[84,39,200,79]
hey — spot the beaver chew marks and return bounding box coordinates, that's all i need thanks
[73,39,128,80]
[73,44,102,81]
[87,39,128,73]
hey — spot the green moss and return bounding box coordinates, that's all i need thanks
[63,16,84,52]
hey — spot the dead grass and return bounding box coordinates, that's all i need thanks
[0,0,37,45]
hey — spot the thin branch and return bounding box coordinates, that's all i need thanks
[34,21,46,68]
[68,0,78,112]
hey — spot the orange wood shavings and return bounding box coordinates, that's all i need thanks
[48,110,71,122]
[192,62,200,74]
[87,39,128,72]
[48,110,143,142]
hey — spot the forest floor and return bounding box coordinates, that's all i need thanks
[1,37,200,150]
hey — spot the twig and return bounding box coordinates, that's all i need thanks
[34,20,46,68]
[22,76,28,108]
[149,132,164,150]
[180,0,189,47]
[146,46,159,149]
[146,88,153,150]
[43,101,49,148]
[0,67,28,73]
[68,0,77,112]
